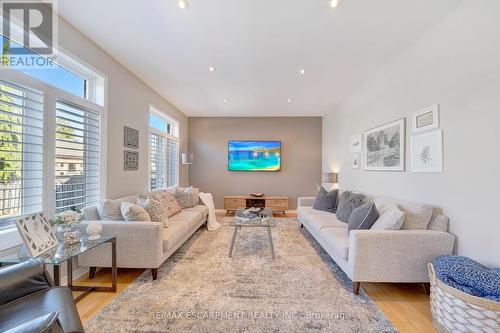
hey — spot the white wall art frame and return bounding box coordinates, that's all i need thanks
[351,153,360,169]
[412,104,439,133]
[15,214,58,257]
[364,118,405,171]
[411,130,443,173]
[349,134,362,153]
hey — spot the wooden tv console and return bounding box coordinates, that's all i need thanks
[224,195,289,216]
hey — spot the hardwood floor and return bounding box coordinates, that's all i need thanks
[74,213,436,333]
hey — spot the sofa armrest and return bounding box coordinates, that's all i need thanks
[0,258,53,306]
[348,230,455,282]
[78,221,164,269]
[298,197,315,207]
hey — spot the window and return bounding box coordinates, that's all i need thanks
[149,107,179,190]
[0,80,43,224]
[55,101,100,212]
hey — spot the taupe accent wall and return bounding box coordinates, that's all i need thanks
[188,117,322,209]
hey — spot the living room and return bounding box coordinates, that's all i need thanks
[0,0,499,332]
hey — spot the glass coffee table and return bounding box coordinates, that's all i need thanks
[228,208,276,259]
[0,235,117,302]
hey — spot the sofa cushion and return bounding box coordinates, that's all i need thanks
[96,199,123,221]
[137,197,168,227]
[162,211,203,251]
[336,191,365,223]
[369,196,433,230]
[183,205,209,218]
[297,206,334,222]
[348,203,379,232]
[371,205,405,230]
[120,202,151,222]
[312,188,338,213]
[319,228,349,260]
[173,187,200,208]
[304,213,347,235]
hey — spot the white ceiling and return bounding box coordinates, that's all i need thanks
[59,0,463,117]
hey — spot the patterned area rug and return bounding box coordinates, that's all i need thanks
[85,218,397,332]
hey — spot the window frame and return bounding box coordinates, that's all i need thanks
[0,67,107,229]
[148,105,179,190]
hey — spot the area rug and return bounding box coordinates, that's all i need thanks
[85,218,397,332]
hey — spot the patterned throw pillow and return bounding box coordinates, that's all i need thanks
[137,197,168,227]
[120,202,151,222]
[173,187,199,208]
[161,192,182,217]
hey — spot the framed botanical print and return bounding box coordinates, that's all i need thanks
[411,130,443,173]
[364,119,405,171]
[351,153,360,169]
[412,105,439,133]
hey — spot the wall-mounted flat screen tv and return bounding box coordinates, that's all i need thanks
[228,141,281,172]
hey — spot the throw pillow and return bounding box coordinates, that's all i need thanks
[137,197,169,227]
[312,187,338,213]
[336,191,365,223]
[120,202,151,222]
[162,192,182,217]
[97,199,123,221]
[371,205,405,230]
[173,187,200,208]
[348,202,379,232]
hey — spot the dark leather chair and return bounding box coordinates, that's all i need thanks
[0,259,84,333]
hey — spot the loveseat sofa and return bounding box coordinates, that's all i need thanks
[78,189,208,280]
[297,192,455,294]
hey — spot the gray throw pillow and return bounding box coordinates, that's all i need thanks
[348,202,379,232]
[313,187,338,213]
[336,191,365,223]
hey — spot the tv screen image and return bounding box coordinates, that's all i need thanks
[228,141,281,172]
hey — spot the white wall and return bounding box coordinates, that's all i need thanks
[323,0,500,267]
[58,17,188,198]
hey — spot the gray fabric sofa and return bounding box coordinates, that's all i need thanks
[78,191,208,280]
[297,193,455,295]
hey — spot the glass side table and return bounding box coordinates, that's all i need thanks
[0,235,117,302]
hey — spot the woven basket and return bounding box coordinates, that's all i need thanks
[428,263,500,333]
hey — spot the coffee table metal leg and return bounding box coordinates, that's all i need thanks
[267,226,275,260]
[229,226,239,258]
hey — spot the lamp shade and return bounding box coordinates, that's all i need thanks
[182,152,193,165]
[322,172,338,183]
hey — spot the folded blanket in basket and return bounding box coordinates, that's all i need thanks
[434,255,500,301]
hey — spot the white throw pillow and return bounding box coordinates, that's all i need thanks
[120,202,151,222]
[97,199,123,221]
[371,205,405,230]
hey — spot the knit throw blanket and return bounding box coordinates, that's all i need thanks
[434,255,500,301]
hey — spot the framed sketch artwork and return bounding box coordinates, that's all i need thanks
[411,130,443,173]
[351,153,360,169]
[349,134,362,153]
[412,105,439,133]
[124,126,139,149]
[124,150,139,170]
[15,214,58,257]
[364,119,405,171]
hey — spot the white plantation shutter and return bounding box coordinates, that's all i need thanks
[167,138,179,187]
[150,133,165,190]
[55,101,100,212]
[0,79,44,226]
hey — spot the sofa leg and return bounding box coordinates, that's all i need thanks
[353,282,360,295]
[89,267,96,279]
[300,223,304,228]
[423,283,430,295]
[151,268,158,280]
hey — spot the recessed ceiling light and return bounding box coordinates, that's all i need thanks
[299,68,306,75]
[208,66,215,72]
[223,98,228,103]
[287,98,292,103]
[178,0,188,9]
[330,0,340,9]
